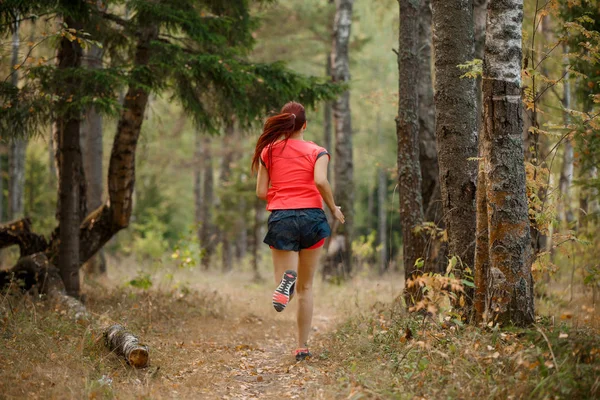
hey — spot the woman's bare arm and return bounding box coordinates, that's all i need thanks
[256,163,269,200]
[314,156,345,224]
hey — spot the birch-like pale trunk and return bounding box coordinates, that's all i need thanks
[397,0,427,305]
[431,0,478,282]
[104,324,149,368]
[558,45,574,226]
[330,0,354,277]
[478,0,534,326]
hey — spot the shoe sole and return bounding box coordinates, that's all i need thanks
[295,351,312,361]
[272,270,297,312]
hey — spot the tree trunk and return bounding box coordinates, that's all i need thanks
[431,1,478,286]
[479,0,534,326]
[220,122,235,272]
[235,197,248,261]
[194,129,203,245]
[376,111,388,274]
[473,150,489,323]
[378,166,388,275]
[558,45,574,226]
[418,0,441,223]
[8,17,28,221]
[200,135,214,269]
[330,0,354,278]
[324,54,333,180]
[81,14,106,276]
[252,197,264,281]
[44,25,159,271]
[397,0,427,305]
[55,15,85,298]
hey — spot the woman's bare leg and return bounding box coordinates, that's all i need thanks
[296,247,321,348]
[271,249,299,284]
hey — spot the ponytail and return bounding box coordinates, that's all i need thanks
[251,113,297,173]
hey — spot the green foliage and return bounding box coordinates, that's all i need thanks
[128,272,153,290]
[457,58,483,79]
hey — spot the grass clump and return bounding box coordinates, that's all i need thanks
[316,301,600,399]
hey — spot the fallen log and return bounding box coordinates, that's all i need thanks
[1,234,150,368]
[0,218,48,256]
[104,324,149,368]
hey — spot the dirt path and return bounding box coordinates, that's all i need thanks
[111,269,401,399]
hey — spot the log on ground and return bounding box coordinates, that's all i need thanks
[104,324,149,368]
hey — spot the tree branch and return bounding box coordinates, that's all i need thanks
[0,218,48,257]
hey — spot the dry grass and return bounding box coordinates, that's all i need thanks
[1,256,599,399]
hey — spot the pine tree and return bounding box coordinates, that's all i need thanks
[0,0,340,296]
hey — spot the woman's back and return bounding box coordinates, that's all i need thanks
[261,139,328,210]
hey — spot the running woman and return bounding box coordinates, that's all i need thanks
[252,101,345,361]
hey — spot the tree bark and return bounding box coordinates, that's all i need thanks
[479,0,534,326]
[252,197,264,281]
[418,0,441,223]
[81,11,107,276]
[55,15,85,298]
[220,122,235,272]
[558,45,574,226]
[104,325,149,368]
[194,129,203,245]
[397,0,427,305]
[431,1,478,286]
[8,17,28,221]
[0,218,48,256]
[330,0,354,278]
[324,54,333,180]
[473,141,489,322]
[45,25,160,270]
[378,167,388,274]
[200,135,215,269]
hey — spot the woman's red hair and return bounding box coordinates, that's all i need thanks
[252,102,306,173]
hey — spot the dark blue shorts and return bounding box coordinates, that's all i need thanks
[263,208,331,252]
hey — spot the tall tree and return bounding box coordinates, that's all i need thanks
[475,0,534,326]
[330,0,355,278]
[431,1,478,279]
[81,3,107,275]
[55,12,86,297]
[194,129,203,253]
[558,45,574,226]
[219,121,235,272]
[397,0,427,303]
[0,1,339,296]
[8,16,27,220]
[200,135,215,269]
[417,0,441,222]
[377,112,388,274]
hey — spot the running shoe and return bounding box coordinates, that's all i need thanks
[272,270,297,312]
[295,348,311,361]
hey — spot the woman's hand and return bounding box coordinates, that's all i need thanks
[333,206,345,224]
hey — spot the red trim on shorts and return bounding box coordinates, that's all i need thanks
[269,238,326,250]
[306,238,325,249]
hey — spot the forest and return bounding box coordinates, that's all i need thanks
[0,0,599,398]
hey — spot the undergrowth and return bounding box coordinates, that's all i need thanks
[0,286,226,399]
[316,301,600,399]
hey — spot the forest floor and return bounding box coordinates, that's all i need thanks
[1,257,599,399]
